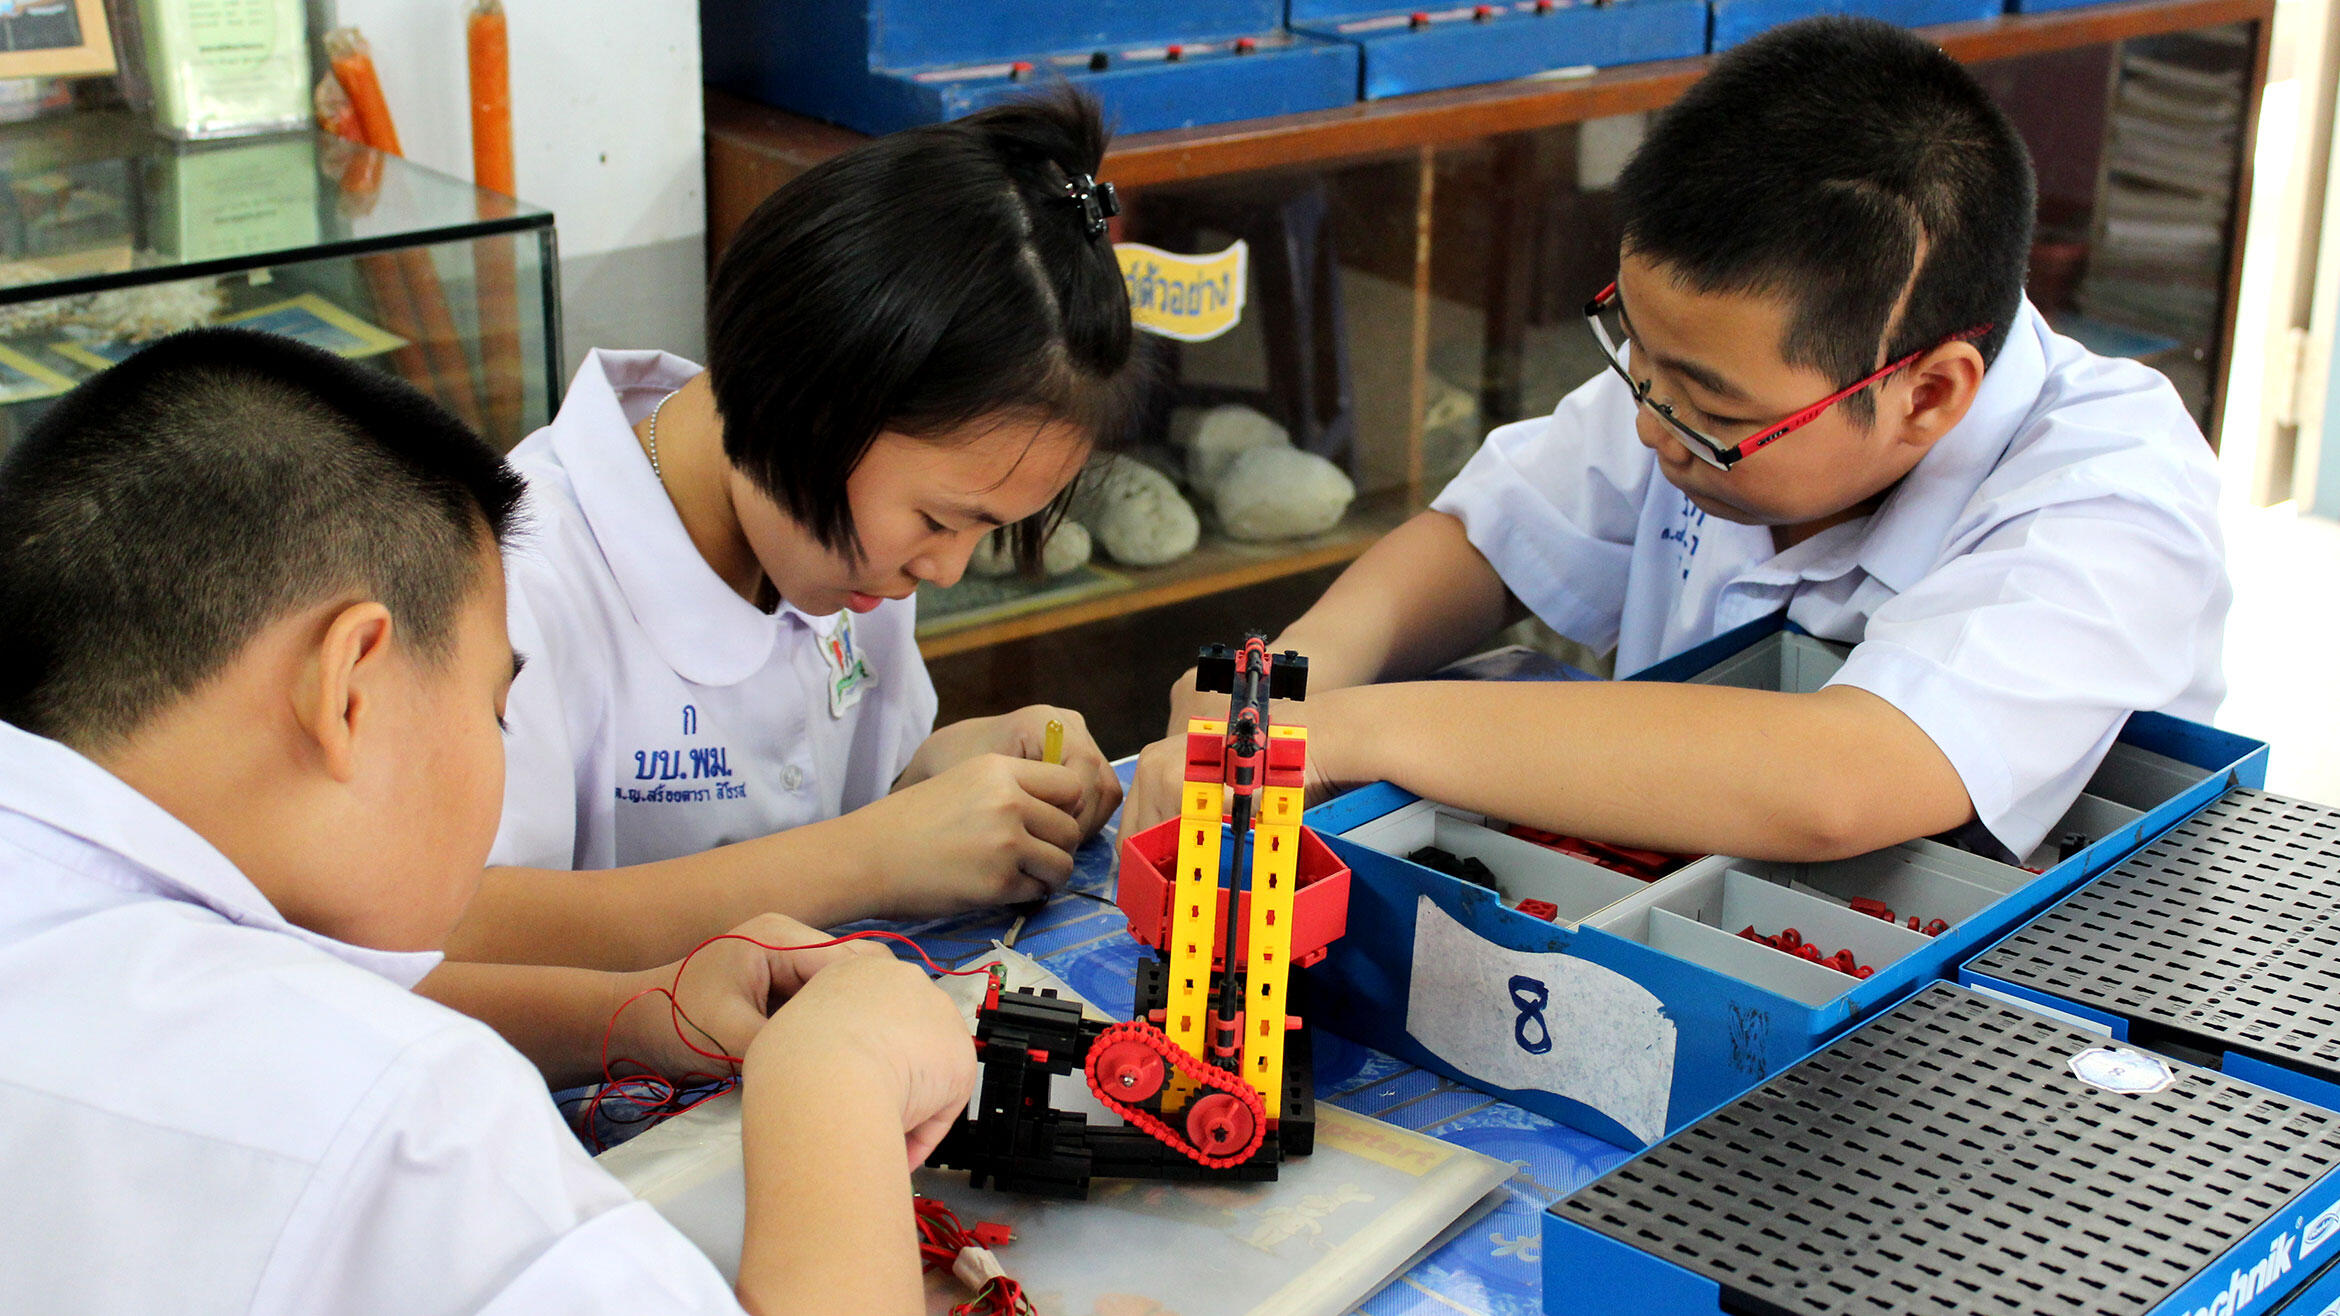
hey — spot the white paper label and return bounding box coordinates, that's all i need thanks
[2068,1045,2175,1094]
[1405,895,1676,1145]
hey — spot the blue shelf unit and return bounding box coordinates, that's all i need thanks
[698,0,1360,136]
[1708,0,2002,48]
[1297,611,2268,1150]
[1543,983,2340,1316]
[1287,0,1708,100]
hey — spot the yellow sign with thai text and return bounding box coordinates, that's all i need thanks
[1116,240,1247,342]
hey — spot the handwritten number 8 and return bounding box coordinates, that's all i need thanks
[1509,974,1552,1055]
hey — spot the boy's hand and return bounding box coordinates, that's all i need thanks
[607,912,886,1078]
[744,955,976,1166]
[1122,703,1346,839]
[853,753,1087,917]
[895,706,1121,837]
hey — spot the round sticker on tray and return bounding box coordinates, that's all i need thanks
[2068,1045,2176,1094]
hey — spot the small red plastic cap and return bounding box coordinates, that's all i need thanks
[1536,0,1555,10]
[1475,4,1496,18]
[1010,61,1033,78]
[1410,11,1431,26]
[1235,36,1257,52]
[1165,43,1184,60]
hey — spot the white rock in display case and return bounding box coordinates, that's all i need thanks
[1067,454,1199,567]
[1212,446,1355,542]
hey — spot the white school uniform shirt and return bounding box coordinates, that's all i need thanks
[0,721,743,1314]
[1431,298,2228,859]
[491,350,938,871]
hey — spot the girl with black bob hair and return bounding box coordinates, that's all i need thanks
[430,90,1142,980]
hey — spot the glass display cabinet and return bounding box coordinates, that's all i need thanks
[0,109,558,456]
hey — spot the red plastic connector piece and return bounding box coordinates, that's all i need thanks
[1516,898,1560,922]
[1922,919,1949,937]
[1409,10,1431,26]
[1849,898,1893,922]
[1234,36,1257,53]
[971,1222,1015,1250]
[1474,4,1497,18]
[1854,965,1874,979]
[1776,927,1803,951]
[1009,61,1034,79]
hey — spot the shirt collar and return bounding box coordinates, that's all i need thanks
[0,721,443,988]
[544,349,839,686]
[1852,297,2051,594]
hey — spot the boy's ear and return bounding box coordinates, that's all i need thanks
[297,601,396,784]
[1889,341,1987,451]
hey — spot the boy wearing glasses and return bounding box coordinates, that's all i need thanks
[1127,15,2227,867]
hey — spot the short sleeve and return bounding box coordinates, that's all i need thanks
[488,556,585,871]
[1829,496,2228,859]
[1430,371,1654,653]
[250,1024,743,1316]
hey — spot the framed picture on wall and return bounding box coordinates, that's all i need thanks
[0,0,114,79]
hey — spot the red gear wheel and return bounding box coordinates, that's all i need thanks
[1186,1092,1257,1157]
[1091,1036,1167,1102]
[1082,1021,1268,1168]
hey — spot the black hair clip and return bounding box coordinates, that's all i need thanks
[1066,173,1120,239]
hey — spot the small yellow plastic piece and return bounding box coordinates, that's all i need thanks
[1242,784,1305,1118]
[1163,728,1225,1110]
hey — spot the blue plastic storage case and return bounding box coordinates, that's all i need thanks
[1298,611,2268,1148]
[1543,983,2340,1316]
[1708,0,2001,48]
[1288,0,1708,99]
[698,0,1360,136]
[1962,789,2340,1114]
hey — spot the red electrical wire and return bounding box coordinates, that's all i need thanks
[914,1196,1032,1316]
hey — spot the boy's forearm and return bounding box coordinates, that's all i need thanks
[441,818,882,971]
[1167,511,1515,736]
[1317,680,1973,861]
[737,1060,922,1316]
[1273,511,1517,692]
[414,961,623,1088]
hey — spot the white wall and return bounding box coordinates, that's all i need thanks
[325,0,708,371]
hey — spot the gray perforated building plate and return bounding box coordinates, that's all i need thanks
[1550,983,2340,1314]
[1967,789,2340,1078]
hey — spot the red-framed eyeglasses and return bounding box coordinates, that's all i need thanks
[1584,281,1992,471]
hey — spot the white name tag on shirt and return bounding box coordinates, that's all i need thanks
[819,614,876,718]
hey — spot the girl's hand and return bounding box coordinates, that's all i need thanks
[895,706,1121,838]
[607,912,887,1078]
[856,752,1088,917]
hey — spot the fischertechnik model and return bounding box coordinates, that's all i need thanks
[931,634,1352,1198]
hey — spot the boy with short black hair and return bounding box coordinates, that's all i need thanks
[0,328,971,1314]
[1131,16,2227,865]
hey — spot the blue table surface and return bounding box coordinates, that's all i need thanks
[872,757,1629,1316]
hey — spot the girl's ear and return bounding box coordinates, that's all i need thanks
[294,601,395,784]
[1892,340,1987,452]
